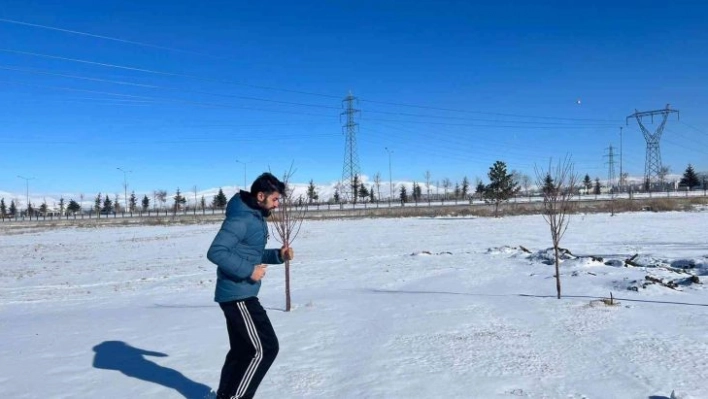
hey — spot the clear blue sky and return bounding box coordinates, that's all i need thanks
[1,0,707,202]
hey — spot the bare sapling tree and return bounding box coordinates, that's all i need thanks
[534,156,578,299]
[269,165,306,312]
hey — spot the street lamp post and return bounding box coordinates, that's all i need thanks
[116,168,132,211]
[385,147,393,201]
[235,160,250,190]
[17,175,34,216]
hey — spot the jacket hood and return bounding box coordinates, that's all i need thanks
[226,190,271,218]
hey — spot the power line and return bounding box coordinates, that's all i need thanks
[0,48,343,99]
[0,18,218,58]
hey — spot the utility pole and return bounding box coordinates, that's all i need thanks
[17,175,34,214]
[385,147,393,200]
[619,126,623,192]
[626,104,679,191]
[341,92,361,201]
[116,168,131,211]
[236,160,250,190]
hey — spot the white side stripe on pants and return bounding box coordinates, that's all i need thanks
[233,302,263,399]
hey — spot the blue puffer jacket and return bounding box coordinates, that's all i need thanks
[207,191,283,302]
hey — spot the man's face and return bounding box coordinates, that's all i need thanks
[256,192,281,211]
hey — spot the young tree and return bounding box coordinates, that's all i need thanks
[155,190,167,210]
[594,178,601,195]
[102,195,113,214]
[68,199,81,215]
[113,194,121,213]
[658,165,671,189]
[454,182,461,199]
[482,161,520,217]
[173,188,186,212]
[58,198,65,216]
[0,198,6,218]
[200,195,206,211]
[680,164,700,190]
[333,187,340,204]
[583,174,592,194]
[9,200,17,217]
[461,176,470,199]
[129,191,137,213]
[306,180,319,204]
[373,173,382,201]
[141,195,150,211]
[399,185,408,203]
[369,184,376,203]
[269,166,305,312]
[424,170,432,199]
[412,182,422,202]
[39,200,48,216]
[94,193,102,215]
[212,188,228,209]
[351,175,360,204]
[535,157,577,299]
[442,178,451,200]
[67,199,81,214]
[475,181,486,198]
[358,183,369,203]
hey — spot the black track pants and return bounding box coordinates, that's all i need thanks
[217,298,279,399]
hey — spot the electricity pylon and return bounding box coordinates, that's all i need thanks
[341,92,361,201]
[626,104,679,189]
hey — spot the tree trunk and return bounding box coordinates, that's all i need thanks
[554,245,562,299]
[285,259,291,312]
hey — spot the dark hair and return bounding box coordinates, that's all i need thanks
[250,172,286,196]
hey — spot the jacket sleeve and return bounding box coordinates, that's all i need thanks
[207,217,255,280]
[262,248,283,265]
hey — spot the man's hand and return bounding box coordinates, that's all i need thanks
[250,264,267,281]
[280,246,294,261]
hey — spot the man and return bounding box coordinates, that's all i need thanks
[207,172,294,399]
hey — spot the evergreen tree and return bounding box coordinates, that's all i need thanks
[39,201,48,216]
[58,198,65,216]
[482,160,520,217]
[94,193,102,214]
[583,174,592,194]
[306,180,319,203]
[129,192,137,212]
[369,185,376,202]
[27,202,34,217]
[0,198,6,217]
[461,176,470,199]
[212,188,228,209]
[67,199,81,214]
[475,181,486,197]
[399,185,408,203]
[102,195,113,213]
[351,175,360,204]
[141,195,150,211]
[358,183,369,202]
[413,182,422,201]
[594,178,602,195]
[680,164,700,190]
[173,188,186,211]
[333,188,340,204]
[543,173,556,196]
[200,195,206,210]
[9,200,16,216]
[454,183,461,199]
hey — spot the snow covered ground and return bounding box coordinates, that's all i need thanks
[1,211,707,399]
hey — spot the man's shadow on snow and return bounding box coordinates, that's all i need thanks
[92,341,211,399]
